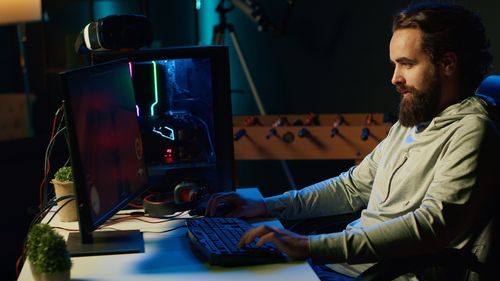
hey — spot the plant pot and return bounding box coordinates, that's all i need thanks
[30,259,70,281]
[51,179,78,222]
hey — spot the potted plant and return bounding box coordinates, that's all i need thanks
[26,223,72,281]
[51,166,78,222]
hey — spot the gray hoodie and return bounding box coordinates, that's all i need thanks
[264,96,499,278]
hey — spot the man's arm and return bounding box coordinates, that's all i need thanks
[309,118,499,264]
[263,133,390,220]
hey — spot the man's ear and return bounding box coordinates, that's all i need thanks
[440,52,458,77]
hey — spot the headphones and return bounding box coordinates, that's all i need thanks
[143,181,208,216]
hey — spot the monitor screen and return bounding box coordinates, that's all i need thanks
[91,46,234,198]
[60,59,149,256]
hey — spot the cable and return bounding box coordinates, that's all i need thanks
[40,126,67,208]
[189,114,216,159]
[44,120,66,185]
[38,104,66,208]
[47,197,76,225]
[104,215,183,226]
[127,202,144,209]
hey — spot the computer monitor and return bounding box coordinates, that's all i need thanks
[60,59,149,256]
[91,46,234,198]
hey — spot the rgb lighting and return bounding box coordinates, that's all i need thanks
[152,125,175,140]
[150,61,159,116]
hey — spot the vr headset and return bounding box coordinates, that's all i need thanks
[75,14,153,53]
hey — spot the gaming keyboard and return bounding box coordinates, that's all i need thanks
[186,217,288,266]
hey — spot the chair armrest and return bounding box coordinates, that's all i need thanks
[354,248,485,281]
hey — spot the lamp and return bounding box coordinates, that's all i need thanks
[0,0,42,137]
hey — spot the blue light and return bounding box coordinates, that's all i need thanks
[93,1,120,19]
[197,0,219,45]
[152,126,175,140]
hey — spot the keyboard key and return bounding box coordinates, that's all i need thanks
[186,217,288,266]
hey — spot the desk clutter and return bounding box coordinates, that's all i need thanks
[232,113,394,161]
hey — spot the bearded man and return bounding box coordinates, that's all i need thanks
[206,3,499,280]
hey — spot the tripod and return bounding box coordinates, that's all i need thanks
[212,0,297,188]
[212,1,266,115]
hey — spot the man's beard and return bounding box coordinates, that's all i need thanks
[397,73,441,127]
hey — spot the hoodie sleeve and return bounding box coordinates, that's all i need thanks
[309,116,499,264]
[263,136,388,220]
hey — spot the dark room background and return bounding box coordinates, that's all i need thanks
[1,0,499,279]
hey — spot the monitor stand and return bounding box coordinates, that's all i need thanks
[66,230,144,257]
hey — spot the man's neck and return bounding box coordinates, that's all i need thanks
[438,77,464,112]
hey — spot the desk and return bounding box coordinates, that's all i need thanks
[17,188,320,281]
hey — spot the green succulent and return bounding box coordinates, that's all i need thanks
[26,224,72,273]
[54,166,73,182]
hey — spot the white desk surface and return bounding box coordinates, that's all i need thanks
[17,188,319,281]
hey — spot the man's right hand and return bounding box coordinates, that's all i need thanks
[205,192,268,218]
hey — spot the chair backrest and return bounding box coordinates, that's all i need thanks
[472,74,500,280]
[476,75,500,106]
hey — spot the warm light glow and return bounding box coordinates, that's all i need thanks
[0,0,42,25]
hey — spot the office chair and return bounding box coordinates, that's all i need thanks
[292,75,500,281]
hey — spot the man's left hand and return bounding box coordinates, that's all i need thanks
[238,225,310,260]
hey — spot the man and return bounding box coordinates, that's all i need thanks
[206,2,498,280]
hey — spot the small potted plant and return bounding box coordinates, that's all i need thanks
[51,166,78,222]
[26,223,72,281]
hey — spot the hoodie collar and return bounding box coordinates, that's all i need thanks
[415,96,490,133]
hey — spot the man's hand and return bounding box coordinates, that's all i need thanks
[205,192,268,217]
[238,225,310,260]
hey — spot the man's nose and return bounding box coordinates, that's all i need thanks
[391,67,404,85]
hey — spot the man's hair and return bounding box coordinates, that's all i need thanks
[393,2,493,95]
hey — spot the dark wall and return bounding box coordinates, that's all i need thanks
[228,1,400,116]
[0,27,23,92]
[0,137,49,280]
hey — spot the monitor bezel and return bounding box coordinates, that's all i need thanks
[60,59,149,244]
